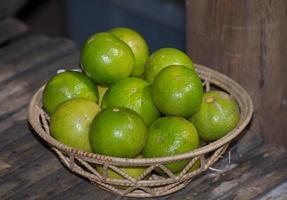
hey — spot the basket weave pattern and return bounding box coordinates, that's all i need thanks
[28,64,253,197]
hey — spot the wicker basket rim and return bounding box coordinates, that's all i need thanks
[27,64,253,165]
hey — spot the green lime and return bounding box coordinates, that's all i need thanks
[43,71,98,115]
[189,159,201,172]
[50,98,101,152]
[80,32,135,86]
[190,90,240,141]
[96,155,146,180]
[102,77,160,126]
[172,159,201,176]
[110,27,149,77]
[142,116,199,173]
[144,48,194,83]
[90,107,147,158]
[152,65,203,118]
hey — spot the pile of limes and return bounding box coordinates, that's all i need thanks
[43,27,240,177]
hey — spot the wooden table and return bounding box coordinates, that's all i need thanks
[0,17,286,200]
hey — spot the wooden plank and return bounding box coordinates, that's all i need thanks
[257,180,287,200]
[0,18,28,45]
[0,52,78,144]
[0,35,52,81]
[0,113,82,199]
[0,50,79,120]
[0,107,26,137]
[0,37,76,84]
[0,152,63,199]
[186,0,287,147]
[0,119,30,150]
[7,168,83,200]
[0,52,79,177]
[0,41,78,174]
[0,133,47,178]
[0,35,50,63]
[55,181,117,200]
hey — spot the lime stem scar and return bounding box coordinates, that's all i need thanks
[113,108,120,112]
[206,97,214,103]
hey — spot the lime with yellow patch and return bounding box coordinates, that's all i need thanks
[96,155,146,180]
[142,116,199,173]
[50,98,101,152]
[190,90,240,141]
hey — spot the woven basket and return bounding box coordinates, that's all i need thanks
[27,64,253,198]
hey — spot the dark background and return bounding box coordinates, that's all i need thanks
[14,0,185,51]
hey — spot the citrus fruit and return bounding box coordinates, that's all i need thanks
[80,32,135,86]
[102,77,160,126]
[90,107,147,158]
[172,159,201,176]
[97,85,108,106]
[43,71,98,115]
[190,90,240,141]
[144,48,194,83]
[96,165,146,180]
[50,98,101,152]
[96,155,146,180]
[152,65,203,118]
[189,159,201,172]
[110,27,149,77]
[142,116,199,173]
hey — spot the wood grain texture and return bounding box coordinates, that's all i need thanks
[0,134,46,178]
[0,35,49,64]
[186,0,287,146]
[0,34,81,199]
[0,51,79,120]
[0,37,77,84]
[54,181,118,200]
[258,180,287,200]
[6,168,83,200]
[0,35,51,83]
[0,43,79,178]
[0,151,64,199]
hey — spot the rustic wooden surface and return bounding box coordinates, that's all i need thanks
[186,0,287,147]
[0,17,286,200]
[0,18,28,44]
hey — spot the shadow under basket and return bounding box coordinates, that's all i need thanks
[27,64,253,198]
